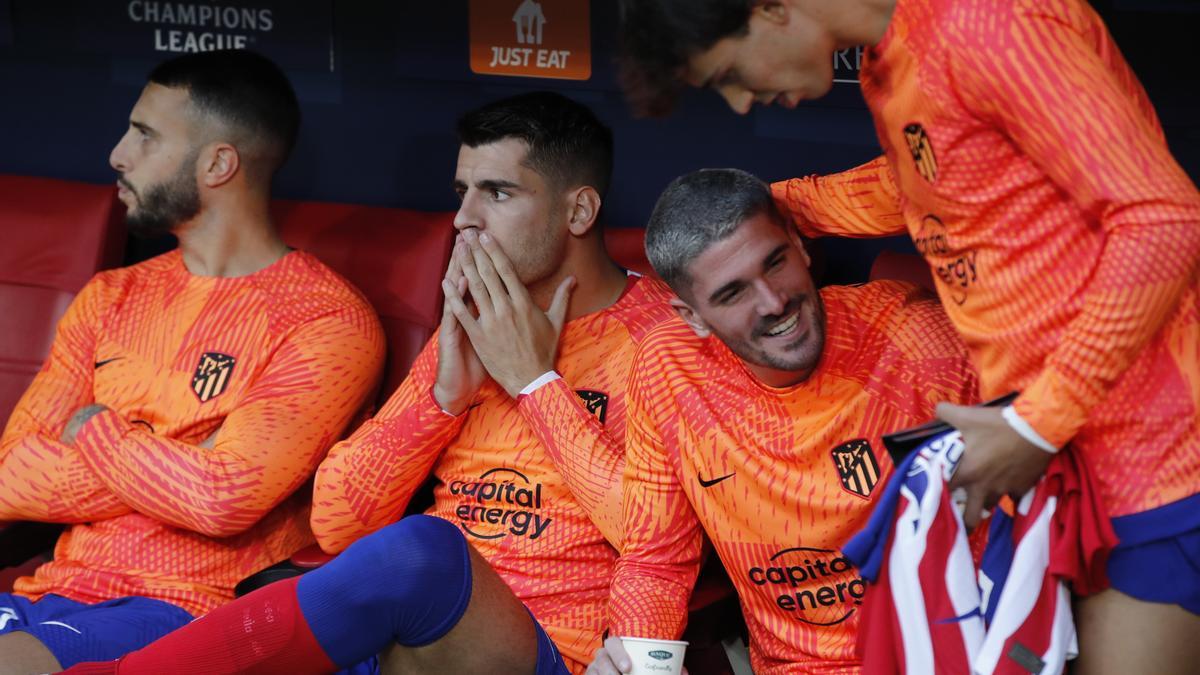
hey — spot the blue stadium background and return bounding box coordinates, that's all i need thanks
[0,0,1196,283]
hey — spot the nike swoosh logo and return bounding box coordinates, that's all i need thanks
[697,472,735,488]
[94,357,123,369]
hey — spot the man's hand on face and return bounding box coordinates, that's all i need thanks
[433,237,490,415]
[443,228,575,399]
[939,402,1055,529]
[60,404,110,445]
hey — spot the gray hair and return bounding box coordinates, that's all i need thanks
[645,168,782,296]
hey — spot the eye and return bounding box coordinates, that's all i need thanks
[767,254,786,271]
[453,187,466,201]
[716,287,744,306]
[714,67,738,90]
[490,189,511,202]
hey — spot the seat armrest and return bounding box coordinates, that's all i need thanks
[234,544,336,597]
[291,543,335,569]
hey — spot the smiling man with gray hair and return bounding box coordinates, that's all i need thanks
[588,168,979,674]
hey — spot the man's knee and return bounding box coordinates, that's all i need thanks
[320,515,468,599]
[0,631,62,675]
[298,515,473,650]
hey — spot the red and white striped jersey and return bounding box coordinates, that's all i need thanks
[844,431,1115,674]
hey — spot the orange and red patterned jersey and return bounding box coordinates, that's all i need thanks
[611,281,979,674]
[312,274,676,673]
[0,250,384,616]
[773,0,1200,519]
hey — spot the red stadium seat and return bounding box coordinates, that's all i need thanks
[272,200,455,403]
[0,174,126,588]
[0,175,126,431]
[604,227,655,278]
[869,249,935,291]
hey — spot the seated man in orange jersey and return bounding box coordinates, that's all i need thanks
[0,50,385,674]
[63,92,676,675]
[587,168,979,674]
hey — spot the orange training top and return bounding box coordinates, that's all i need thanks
[611,281,979,674]
[772,0,1200,518]
[0,249,384,616]
[311,274,676,673]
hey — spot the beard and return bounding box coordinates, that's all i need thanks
[510,209,568,287]
[122,152,201,239]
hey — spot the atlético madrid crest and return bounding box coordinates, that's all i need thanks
[192,352,236,403]
[831,438,880,499]
[575,389,609,424]
[903,123,938,183]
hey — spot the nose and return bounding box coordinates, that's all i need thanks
[453,188,482,233]
[752,278,787,317]
[717,84,755,115]
[110,129,132,173]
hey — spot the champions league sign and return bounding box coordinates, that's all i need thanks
[126,1,275,53]
[14,0,333,73]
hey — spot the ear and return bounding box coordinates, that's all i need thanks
[669,296,712,338]
[566,186,602,237]
[753,0,790,26]
[199,142,240,189]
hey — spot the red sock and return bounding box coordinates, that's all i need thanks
[59,577,338,675]
[56,663,118,675]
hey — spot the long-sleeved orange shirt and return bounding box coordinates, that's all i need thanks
[0,250,384,616]
[773,0,1200,519]
[311,274,675,673]
[611,281,979,674]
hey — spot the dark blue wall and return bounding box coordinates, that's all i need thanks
[1,1,1197,283]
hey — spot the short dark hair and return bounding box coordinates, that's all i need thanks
[149,50,300,177]
[618,0,754,116]
[456,91,614,198]
[646,168,783,294]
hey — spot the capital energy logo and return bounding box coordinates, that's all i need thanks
[748,547,865,626]
[915,214,979,306]
[450,467,552,541]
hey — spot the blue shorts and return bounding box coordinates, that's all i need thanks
[0,593,193,667]
[531,609,571,675]
[1107,492,1200,616]
[336,609,568,675]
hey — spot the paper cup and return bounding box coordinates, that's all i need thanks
[619,636,689,674]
